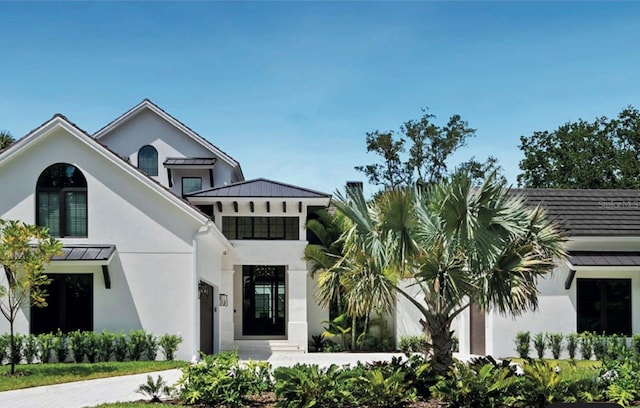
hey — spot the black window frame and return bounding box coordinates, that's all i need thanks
[36,163,88,238]
[577,278,632,336]
[221,217,299,240]
[138,145,158,176]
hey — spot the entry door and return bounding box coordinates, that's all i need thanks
[242,265,286,336]
[199,282,214,355]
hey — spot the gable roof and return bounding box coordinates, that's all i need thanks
[0,114,218,229]
[92,99,244,179]
[521,189,640,237]
[188,178,330,198]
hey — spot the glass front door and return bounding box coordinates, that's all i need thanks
[243,265,286,336]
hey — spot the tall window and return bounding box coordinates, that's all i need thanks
[31,274,93,335]
[138,145,158,176]
[182,177,202,197]
[577,278,631,336]
[222,217,299,240]
[36,163,87,237]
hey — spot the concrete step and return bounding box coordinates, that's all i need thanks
[235,340,304,353]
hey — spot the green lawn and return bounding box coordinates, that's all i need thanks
[0,360,187,392]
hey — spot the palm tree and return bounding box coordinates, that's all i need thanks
[0,130,13,150]
[334,171,565,374]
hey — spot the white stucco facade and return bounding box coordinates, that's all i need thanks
[0,100,330,361]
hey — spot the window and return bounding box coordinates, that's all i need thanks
[36,163,87,237]
[138,145,158,176]
[31,274,93,334]
[222,217,299,240]
[577,278,631,336]
[182,177,202,197]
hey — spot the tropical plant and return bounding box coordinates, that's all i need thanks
[136,374,172,403]
[566,333,579,360]
[547,332,564,360]
[144,333,159,361]
[0,219,63,373]
[159,333,182,361]
[0,333,10,364]
[533,332,546,359]
[23,334,39,364]
[321,313,352,351]
[580,332,594,360]
[69,330,86,363]
[309,334,327,352]
[593,335,608,361]
[335,170,566,374]
[113,331,128,362]
[9,332,23,365]
[515,331,531,359]
[353,367,417,408]
[0,130,13,150]
[37,333,54,363]
[98,330,115,362]
[53,329,68,363]
[128,329,146,361]
[84,331,100,363]
[399,335,429,353]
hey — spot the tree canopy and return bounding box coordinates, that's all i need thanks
[518,106,640,188]
[0,130,14,150]
[355,110,501,190]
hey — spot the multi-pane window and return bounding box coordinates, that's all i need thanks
[182,177,203,197]
[577,278,631,336]
[138,145,158,176]
[36,163,87,237]
[222,217,299,240]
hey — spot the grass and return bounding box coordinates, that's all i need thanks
[508,357,602,370]
[92,404,188,408]
[0,360,188,392]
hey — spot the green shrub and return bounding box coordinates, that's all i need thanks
[353,367,417,408]
[399,335,428,353]
[579,333,593,360]
[53,330,68,363]
[632,333,640,356]
[593,335,608,361]
[84,331,100,363]
[600,357,640,407]
[68,330,85,363]
[23,334,39,364]
[178,351,272,407]
[606,335,627,360]
[533,332,546,359]
[159,333,182,361]
[10,333,24,365]
[547,333,564,360]
[0,334,9,364]
[37,333,54,363]
[98,330,115,362]
[144,333,159,361]
[113,331,128,362]
[515,331,531,359]
[128,329,146,361]
[322,340,342,352]
[273,363,357,408]
[566,333,579,359]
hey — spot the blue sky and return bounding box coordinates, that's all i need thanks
[1,2,639,196]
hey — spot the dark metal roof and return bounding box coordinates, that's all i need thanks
[520,189,640,237]
[52,245,116,262]
[188,178,330,198]
[568,251,640,267]
[164,157,217,166]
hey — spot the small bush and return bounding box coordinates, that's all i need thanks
[353,367,417,408]
[322,340,342,352]
[593,335,608,361]
[579,333,593,360]
[69,330,86,363]
[23,334,39,364]
[0,334,9,364]
[515,331,531,359]
[159,333,182,361]
[128,329,147,361]
[84,331,100,363]
[53,330,68,363]
[37,333,54,363]
[547,333,564,360]
[533,332,546,359]
[632,333,640,355]
[136,374,173,403]
[399,335,428,353]
[98,330,115,362]
[114,331,128,362]
[144,333,159,361]
[10,333,24,365]
[566,333,579,359]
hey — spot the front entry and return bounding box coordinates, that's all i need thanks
[242,265,286,336]
[199,282,214,355]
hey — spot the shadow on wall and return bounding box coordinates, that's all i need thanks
[97,252,143,332]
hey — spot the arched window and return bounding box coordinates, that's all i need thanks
[138,145,158,176]
[36,163,87,237]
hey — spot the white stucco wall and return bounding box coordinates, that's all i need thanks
[96,109,238,189]
[0,125,214,361]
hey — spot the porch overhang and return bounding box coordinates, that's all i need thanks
[564,251,640,289]
[50,244,116,289]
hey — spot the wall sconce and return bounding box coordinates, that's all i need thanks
[219,293,228,307]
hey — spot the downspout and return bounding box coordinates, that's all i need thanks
[191,221,214,363]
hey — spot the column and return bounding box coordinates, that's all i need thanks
[288,269,308,352]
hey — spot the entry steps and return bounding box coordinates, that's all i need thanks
[234,340,305,353]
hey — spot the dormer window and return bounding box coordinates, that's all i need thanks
[36,163,88,237]
[138,145,158,176]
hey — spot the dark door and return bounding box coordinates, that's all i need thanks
[199,282,214,355]
[243,265,286,336]
[470,302,486,355]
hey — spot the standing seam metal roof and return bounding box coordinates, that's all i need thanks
[187,178,330,198]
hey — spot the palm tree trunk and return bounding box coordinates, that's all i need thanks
[423,314,454,375]
[350,315,357,351]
